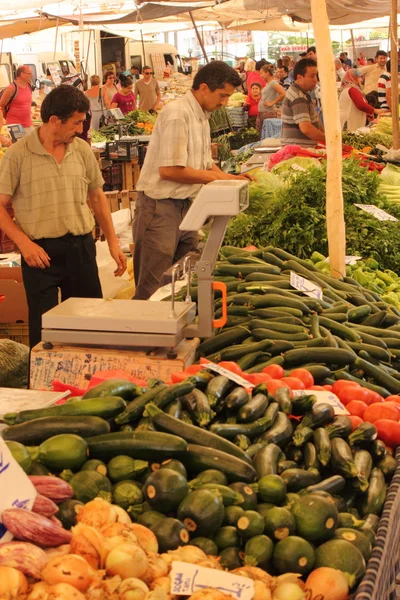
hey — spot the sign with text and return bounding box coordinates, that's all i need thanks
[170,561,254,600]
[324,256,362,266]
[0,438,37,543]
[204,362,254,388]
[290,271,323,300]
[280,45,308,53]
[292,390,349,415]
[355,204,398,222]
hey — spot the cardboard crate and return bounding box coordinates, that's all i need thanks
[0,322,29,346]
[0,266,29,323]
[30,338,199,390]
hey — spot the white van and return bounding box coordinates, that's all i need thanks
[13,52,77,86]
[128,42,182,74]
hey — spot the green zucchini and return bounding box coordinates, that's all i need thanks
[107,455,147,483]
[292,494,339,543]
[348,422,378,447]
[214,526,240,550]
[83,379,144,401]
[273,535,316,576]
[224,387,249,410]
[277,460,298,474]
[303,442,321,471]
[252,443,284,478]
[244,534,274,567]
[263,507,295,542]
[194,483,244,507]
[1,415,110,445]
[282,348,356,368]
[331,438,358,479]
[296,403,335,430]
[137,510,166,529]
[306,475,346,496]
[259,412,293,447]
[210,406,278,441]
[56,499,83,530]
[292,426,314,448]
[219,547,243,570]
[314,428,332,467]
[113,480,143,510]
[115,384,168,424]
[152,517,190,552]
[3,397,127,426]
[190,470,228,487]
[29,434,88,472]
[185,388,214,428]
[332,528,372,562]
[377,454,397,479]
[182,444,257,483]
[274,386,292,415]
[220,339,272,361]
[238,393,268,423]
[234,434,251,451]
[223,506,244,527]
[186,370,215,390]
[143,468,189,512]
[360,468,387,516]
[81,459,108,476]
[352,450,373,493]
[281,468,321,492]
[177,489,224,537]
[206,375,233,407]
[164,398,182,419]
[87,430,187,462]
[191,537,218,556]
[228,482,258,510]
[257,473,287,505]
[70,470,112,503]
[325,416,353,439]
[291,394,317,416]
[152,381,195,410]
[337,512,365,529]
[237,510,265,538]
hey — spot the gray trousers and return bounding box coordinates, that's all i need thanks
[132,192,198,300]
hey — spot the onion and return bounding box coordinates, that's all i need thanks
[141,552,169,584]
[113,505,132,524]
[129,524,158,554]
[164,545,207,565]
[42,554,95,592]
[70,524,105,569]
[47,583,86,600]
[119,577,149,600]
[304,567,349,600]
[0,565,28,599]
[253,581,272,600]
[272,582,305,600]
[76,498,117,528]
[106,543,148,579]
[150,577,171,593]
[27,581,50,599]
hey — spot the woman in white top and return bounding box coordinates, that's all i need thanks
[339,69,387,132]
[85,75,104,130]
[102,70,118,109]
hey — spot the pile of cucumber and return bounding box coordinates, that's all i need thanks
[186,245,400,395]
[1,376,397,589]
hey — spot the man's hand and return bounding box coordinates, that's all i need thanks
[19,239,51,269]
[109,243,127,276]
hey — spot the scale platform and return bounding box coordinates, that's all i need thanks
[41,297,196,348]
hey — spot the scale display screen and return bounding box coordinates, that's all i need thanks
[7,124,24,143]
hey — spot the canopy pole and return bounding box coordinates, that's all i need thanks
[140,29,146,68]
[350,30,357,66]
[310,0,346,278]
[190,11,209,64]
[53,18,59,62]
[390,0,399,150]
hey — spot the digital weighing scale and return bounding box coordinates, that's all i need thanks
[41,180,249,353]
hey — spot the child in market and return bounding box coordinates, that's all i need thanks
[244,82,262,128]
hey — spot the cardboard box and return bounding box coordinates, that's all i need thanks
[30,338,199,390]
[0,266,28,323]
[0,323,29,346]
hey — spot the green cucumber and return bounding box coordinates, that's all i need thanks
[220,339,272,361]
[347,342,391,362]
[2,416,110,445]
[3,397,127,425]
[360,467,387,516]
[237,351,266,371]
[144,468,189,512]
[273,536,315,576]
[292,494,339,543]
[252,328,310,342]
[331,438,358,478]
[281,468,321,492]
[248,319,307,334]
[250,294,311,314]
[335,370,390,398]
[197,326,250,357]
[182,444,256,483]
[252,443,284,478]
[29,434,88,472]
[283,348,356,368]
[353,357,400,394]
[83,379,144,401]
[249,307,303,319]
[87,430,187,462]
[177,489,224,537]
[115,384,168,424]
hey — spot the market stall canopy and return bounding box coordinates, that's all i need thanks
[0,16,60,39]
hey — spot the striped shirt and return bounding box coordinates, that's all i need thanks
[280,82,320,148]
[0,128,103,240]
[377,73,391,109]
[137,91,213,199]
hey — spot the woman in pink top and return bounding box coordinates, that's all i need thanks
[111,75,136,115]
[0,65,33,134]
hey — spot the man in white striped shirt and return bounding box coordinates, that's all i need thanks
[132,61,250,300]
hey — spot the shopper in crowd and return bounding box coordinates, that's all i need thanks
[257,66,286,134]
[306,46,317,60]
[358,52,367,66]
[339,68,388,131]
[111,75,136,114]
[335,57,346,81]
[246,59,267,89]
[85,75,104,130]
[276,65,291,89]
[244,82,262,127]
[0,85,126,348]
[134,66,161,112]
[236,61,247,92]
[281,58,325,148]
[132,61,252,300]
[102,70,118,109]
[359,50,388,94]
[377,60,395,111]
[0,65,33,135]
[367,58,375,65]
[124,65,140,82]
[340,52,352,68]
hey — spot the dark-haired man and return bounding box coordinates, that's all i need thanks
[281,57,325,148]
[360,50,388,94]
[0,84,126,347]
[132,60,249,300]
[135,66,161,112]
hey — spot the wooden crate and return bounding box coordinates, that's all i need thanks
[30,338,199,390]
[0,323,29,346]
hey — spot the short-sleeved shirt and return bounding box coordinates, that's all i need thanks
[0,128,104,240]
[281,82,321,148]
[359,64,387,95]
[134,79,160,112]
[378,73,391,109]
[136,91,213,200]
[246,94,259,117]
[111,91,136,114]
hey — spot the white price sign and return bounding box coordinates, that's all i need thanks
[292,390,349,415]
[324,256,362,266]
[290,271,323,300]
[170,561,254,600]
[203,363,254,388]
[0,438,37,543]
[355,204,398,222]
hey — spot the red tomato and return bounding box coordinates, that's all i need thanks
[289,368,314,388]
[244,373,272,385]
[323,385,333,392]
[266,379,291,396]
[308,385,326,391]
[244,245,259,251]
[374,419,400,448]
[170,372,189,384]
[218,362,244,376]
[364,391,384,405]
[383,401,400,415]
[349,415,364,430]
[337,386,370,406]
[262,364,285,379]
[185,364,204,374]
[363,403,400,424]
[331,380,360,396]
[385,395,400,405]
[281,377,306,390]
[346,400,368,418]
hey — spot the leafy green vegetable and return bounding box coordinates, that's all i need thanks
[342,130,392,150]
[271,156,321,177]
[247,171,284,214]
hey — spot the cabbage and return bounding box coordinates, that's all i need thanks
[272,157,321,177]
[230,92,246,102]
[380,163,400,187]
[247,170,284,214]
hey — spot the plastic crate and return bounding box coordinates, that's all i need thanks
[102,162,123,192]
[105,140,138,162]
[0,322,29,346]
[138,144,147,168]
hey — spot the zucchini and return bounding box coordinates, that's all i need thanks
[144,468,189,512]
[303,442,321,471]
[291,394,317,416]
[70,470,112,503]
[277,460,298,474]
[107,455,147,483]
[257,473,287,505]
[292,494,339,543]
[197,326,250,357]
[210,406,278,441]
[152,381,195,410]
[2,416,110,445]
[177,489,224,537]
[29,434,88,472]
[87,430,187,462]
[313,428,332,467]
[259,412,293,447]
[306,475,346,496]
[244,535,274,567]
[338,512,365,529]
[264,507,295,541]
[151,517,189,552]
[233,434,251,451]
[223,506,244,527]
[330,438,358,478]
[292,426,314,448]
[81,459,107,476]
[164,398,182,419]
[297,403,335,430]
[194,483,244,507]
[229,482,258,510]
[348,422,378,447]
[183,444,257,483]
[325,416,353,439]
[5,441,31,474]
[353,357,400,394]
[273,536,316,576]
[214,526,240,550]
[237,351,266,371]
[315,539,366,585]
[281,468,321,492]
[274,386,292,414]
[113,480,143,510]
[224,387,249,410]
[137,510,166,529]
[3,397,127,426]
[147,403,249,462]
[237,510,265,538]
[332,528,372,562]
[191,537,218,556]
[190,470,228,487]
[238,393,268,423]
[252,443,284,478]
[186,370,215,390]
[352,450,373,493]
[56,499,83,530]
[206,375,232,407]
[347,342,391,362]
[115,384,168,424]
[282,348,356,368]
[377,454,397,479]
[220,339,272,361]
[360,468,387,516]
[219,547,243,570]
[83,379,144,401]
[185,388,214,428]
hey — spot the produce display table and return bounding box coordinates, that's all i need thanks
[29,338,199,390]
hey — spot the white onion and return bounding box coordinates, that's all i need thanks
[305,567,349,600]
[272,582,305,600]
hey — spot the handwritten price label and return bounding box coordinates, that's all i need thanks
[355,204,398,222]
[292,390,349,415]
[203,362,254,388]
[170,561,254,599]
[290,271,323,300]
[0,438,37,543]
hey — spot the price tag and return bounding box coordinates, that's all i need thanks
[292,390,349,415]
[203,362,254,388]
[170,561,254,600]
[0,438,37,543]
[290,271,323,300]
[355,204,398,222]
[324,256,362,266]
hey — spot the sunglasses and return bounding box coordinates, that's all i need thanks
[108,76,115,79]
[144,71,153,75]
